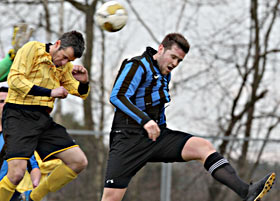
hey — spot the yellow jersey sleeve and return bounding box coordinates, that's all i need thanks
[7,41,37,98]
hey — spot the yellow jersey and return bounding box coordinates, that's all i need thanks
[6,41,88,108]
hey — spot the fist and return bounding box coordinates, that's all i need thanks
[72,65,89,83]
[144,120,161,141]
[51,86,68,99]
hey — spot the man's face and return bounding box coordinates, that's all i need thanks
[51,41,76,67]
[156,44,186,75]
[0,92,7,118]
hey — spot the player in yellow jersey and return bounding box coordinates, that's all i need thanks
[0,30,90,201]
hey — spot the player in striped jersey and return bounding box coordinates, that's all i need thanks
[101,33,275,201]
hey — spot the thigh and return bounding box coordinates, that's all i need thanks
[54,146,86,165]
[2,107,41,160]
[37,121,77,161]
[181,136,216,163]
[105,128,152,188]
[149,128,193,162]
[101,187,127,201]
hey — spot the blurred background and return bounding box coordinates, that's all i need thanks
[0,0,279,200]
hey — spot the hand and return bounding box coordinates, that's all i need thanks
[144,120,160,141]
[30,168,41,188]
[51,86,68,99]
[72,65,89,83]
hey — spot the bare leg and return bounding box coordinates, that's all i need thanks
[181,136,216,163]
[101,188,127,201]
[7,159,27,185]
[55,146,88,173]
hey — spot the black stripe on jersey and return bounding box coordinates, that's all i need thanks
[143,54,159,107]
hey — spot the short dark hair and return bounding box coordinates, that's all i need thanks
[0,87,8,92]
[161,33,190,54]
[58,30,85,58]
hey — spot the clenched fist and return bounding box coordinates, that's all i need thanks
[144,120,161,141]
[72,65,88,83]
[51,86,68,99]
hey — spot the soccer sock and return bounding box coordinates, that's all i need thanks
[31,163,77,201]
[0,175,17,201]
[204,152,249,198]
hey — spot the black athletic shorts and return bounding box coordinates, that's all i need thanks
[2,105,77,162]
[104,127,193,188]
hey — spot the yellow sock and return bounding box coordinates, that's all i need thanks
[0,176,17,201]
[31,163,77,201]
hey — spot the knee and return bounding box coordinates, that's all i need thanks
[72,155,88,173]
[79,155,88,171]
[7,167,26,185]
[200,139,216,152]
[195,138,216,160]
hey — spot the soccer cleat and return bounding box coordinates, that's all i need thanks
[244,172,276,201]
[21,190,33,201]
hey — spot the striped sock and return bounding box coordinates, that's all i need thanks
[204,152,249,198]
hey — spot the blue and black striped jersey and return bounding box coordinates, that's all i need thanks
[110,47,171,127]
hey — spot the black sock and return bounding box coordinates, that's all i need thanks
[204,152,249,198]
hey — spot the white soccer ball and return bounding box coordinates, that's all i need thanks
[96,1,128,32]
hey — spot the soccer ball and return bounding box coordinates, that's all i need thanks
[96,1,128,32]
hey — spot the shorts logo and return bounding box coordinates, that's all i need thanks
[106,179,114,184]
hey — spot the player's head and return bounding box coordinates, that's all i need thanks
[0,84,8,119]
[161,33,190,54]
[51,30,85,67]
[155,33,190,75]
[58,30,85,58]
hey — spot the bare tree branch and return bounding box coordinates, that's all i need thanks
[126,0,160,44]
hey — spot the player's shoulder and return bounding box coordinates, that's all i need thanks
[128,55,147,70]
[22,41,42,48]
[20,41,45,55]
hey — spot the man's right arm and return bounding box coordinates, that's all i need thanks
[8,42,68,99]
[110,61,161,140]
[110,61,152,126]
[29,85,68,99]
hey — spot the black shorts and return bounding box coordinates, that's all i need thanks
[2,105,77,162]
[104,127,193,188]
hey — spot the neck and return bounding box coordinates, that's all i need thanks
[153,53,158,61]
[49,44,55,55]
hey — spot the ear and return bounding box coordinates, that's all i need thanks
[54,40,61,48]
[158,44,164,54]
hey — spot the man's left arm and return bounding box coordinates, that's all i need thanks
[72,65,89,95]
[61,64,90,99]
